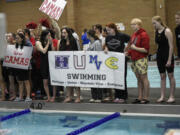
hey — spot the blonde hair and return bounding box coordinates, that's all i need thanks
[152,16,166,27]
[131,18,142,27]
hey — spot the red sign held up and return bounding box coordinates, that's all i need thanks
[39,0,67,21]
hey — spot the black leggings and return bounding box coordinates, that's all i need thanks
[114,59,128,100]
[91,88,103,100]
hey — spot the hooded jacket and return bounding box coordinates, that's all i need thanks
[128,28,150,61]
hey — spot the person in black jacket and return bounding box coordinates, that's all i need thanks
[175,11,180,60]
[104,23,130,103]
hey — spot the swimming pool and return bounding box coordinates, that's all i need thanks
[127,62,180,88]
[0,110,180,135]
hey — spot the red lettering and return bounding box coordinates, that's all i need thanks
[56,8,63,20]
[47,3,56,16]
[4,56,9,63]
[54,7,60,19]
[49,6,57,18]
[14,51,18,55]
[19,52,23,56]
[14,57,20,64]
[44,2,51,14]
[24,58,30,66]
[9,56,15,64]
[13,50,23,56]
[50,3,55,10]
[20,58,25,65]
[39,0,49,11]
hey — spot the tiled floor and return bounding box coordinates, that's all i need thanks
[0,88,180,115]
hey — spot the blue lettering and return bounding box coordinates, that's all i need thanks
[89,55,98,63]
[89,55,102,70]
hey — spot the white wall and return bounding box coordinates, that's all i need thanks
[0,13,6,59]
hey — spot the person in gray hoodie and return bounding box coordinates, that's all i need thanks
[87,29,103,103]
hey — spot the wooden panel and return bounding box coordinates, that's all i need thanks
[74,0,156,54]
[166,0,180,55]
[0,0,67,33]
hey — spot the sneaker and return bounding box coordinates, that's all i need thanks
[103,97,112,102]
[89,99,95,103]
[43,96,48,100]
[118,99,126,103]
[95,100,101,103]
[14,97,24,102]
[74,93,77,97]
[80,96,83,100]
[113,98,119,103]
[25,97,32,102]
[60,91,64,97]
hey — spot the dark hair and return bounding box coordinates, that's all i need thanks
[60,27,77,50]
[83,28,87,33]
[15,33,26,49]
[87,29,99,40]
[106,23,118,33]
[69,28,75,33]
[49,29,55,39]
[24,28,31,38]
[61,27,74,41]
[95,24,102,33]
[12,33,16,40]
[8,32,16,40]
[103,28,107,33]
[40,30,50,47]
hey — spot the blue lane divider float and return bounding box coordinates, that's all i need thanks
[67,112,120,135]
[0,109,31,122]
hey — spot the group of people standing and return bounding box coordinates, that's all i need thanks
[0,11,180,104]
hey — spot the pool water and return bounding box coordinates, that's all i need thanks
[0,111,180,135]
[127,65,180,88]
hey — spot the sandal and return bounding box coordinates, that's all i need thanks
[0,98,6,101]
[156,98,165,103]
[75,98,81,103]
[103,97,112,102]
[141,99,150,104]
[166,98,175,104]
[132,99,141,104]
[50,97,55,102]
[63,98,72,103]
[14,97,24,102]
[9,96,16,101]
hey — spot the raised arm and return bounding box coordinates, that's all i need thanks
[50,18,61,40]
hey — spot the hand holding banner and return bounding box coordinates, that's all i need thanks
[49,51,125,89]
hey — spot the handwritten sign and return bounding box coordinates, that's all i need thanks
[39,0,67,20]
[3,45,33,70]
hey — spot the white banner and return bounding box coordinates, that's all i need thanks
[49,51,125,89]
[39,0,67,21]
[3,45,33,70]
